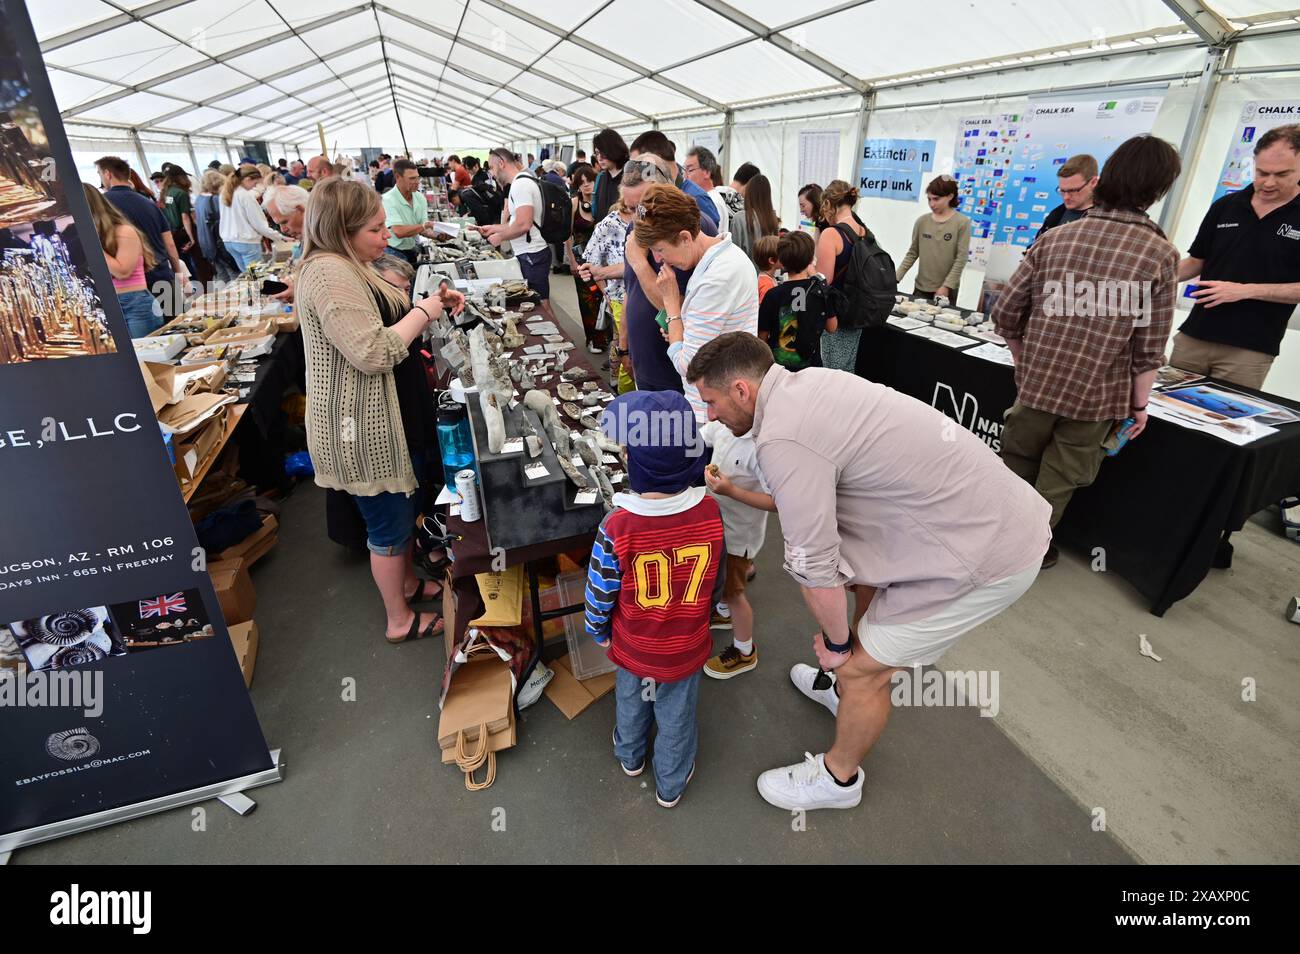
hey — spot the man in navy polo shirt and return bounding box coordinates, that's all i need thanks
[1172,124,1300,390]
[95,155,188,318]
[629,130,720,229]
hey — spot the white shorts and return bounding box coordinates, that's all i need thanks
[856,564,1040,668]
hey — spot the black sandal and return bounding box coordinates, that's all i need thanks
[414,551,452,578]
[407,578,443,605]
[387,612,443,645]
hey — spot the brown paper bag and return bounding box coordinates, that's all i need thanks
[436,636,513,749]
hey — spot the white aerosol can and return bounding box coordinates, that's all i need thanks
[455,469,481,522]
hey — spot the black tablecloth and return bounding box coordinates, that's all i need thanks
[858,322,1300,616]
[234,331,304,494]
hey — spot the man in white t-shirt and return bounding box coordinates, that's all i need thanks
[479,147,557,326]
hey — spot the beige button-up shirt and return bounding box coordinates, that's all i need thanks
[750,365,1051,625]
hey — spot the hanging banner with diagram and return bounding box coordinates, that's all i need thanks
[0,0,274,851]
[1212,100,1300,202]
[952,92,1165,267]
[858,137,935,202]
[951,114,1022,268]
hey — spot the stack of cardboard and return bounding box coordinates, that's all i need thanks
[215,514,278,567]
[205,319,274,344]
[141,360,239,488]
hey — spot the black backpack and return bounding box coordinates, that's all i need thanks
[516,171,571,244]
[459,184,502,227]
[834,220,897,330]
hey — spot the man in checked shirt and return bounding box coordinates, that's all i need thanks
[993,135,1183,568]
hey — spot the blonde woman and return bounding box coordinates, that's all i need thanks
[195,169,240,282]
[296,177,465,644]
[83,183,160,337]
[255,163,280,190]
[219,167,286,271]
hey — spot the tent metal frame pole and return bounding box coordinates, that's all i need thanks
[721,109,735,172]
[1158,44,1227,232]
[1159,0,1236,45]
[129,128,151,177]
[854,90,874,186]
[184,133,200,176]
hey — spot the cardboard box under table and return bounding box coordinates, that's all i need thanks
[227,620,260,687]
[208,558,257,625]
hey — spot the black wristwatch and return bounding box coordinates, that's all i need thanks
[822,630,853,654]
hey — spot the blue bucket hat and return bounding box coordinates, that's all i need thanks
[601,391,706,495]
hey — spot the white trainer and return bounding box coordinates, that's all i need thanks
[757,752,862,811]
[790,663,839,716]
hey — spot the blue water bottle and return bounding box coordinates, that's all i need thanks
[436,401,477,491]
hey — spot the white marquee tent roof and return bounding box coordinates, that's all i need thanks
[29,0,1300,151]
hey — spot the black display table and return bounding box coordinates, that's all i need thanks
[857,319,1300,616]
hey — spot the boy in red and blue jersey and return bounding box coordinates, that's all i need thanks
[586,390,725,808]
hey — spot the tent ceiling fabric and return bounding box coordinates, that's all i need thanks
[26,0,1300,146]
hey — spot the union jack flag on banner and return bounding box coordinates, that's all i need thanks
[139,592,187,618]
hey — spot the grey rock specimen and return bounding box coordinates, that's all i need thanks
[591,465,616,511]
[480,392,505,454]
[575,436,601,468]
[556,455,589,488]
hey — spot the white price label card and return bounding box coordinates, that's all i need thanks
[501,438,524,454]
[610,472,624,484]
[524,462,550,479]
[601,454,618,464]
[509,398,519,409]
[449,504,461,517]
[571,456,584,468]
[574,490,598,505]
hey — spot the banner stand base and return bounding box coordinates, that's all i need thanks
[0,747,284,858]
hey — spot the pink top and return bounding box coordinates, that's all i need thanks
[112,253,146,292]
[750,365,1051,624]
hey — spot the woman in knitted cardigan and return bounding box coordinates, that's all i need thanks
[297,178,464,644]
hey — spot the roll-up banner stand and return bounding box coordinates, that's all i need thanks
[0,0,281,855]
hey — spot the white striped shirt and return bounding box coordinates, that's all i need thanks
[667,233,759,422]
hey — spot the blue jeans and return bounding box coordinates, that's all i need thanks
[352,489,417,555]
[118,290,162,337]
[225,241,262,272]
[614,667,700,800]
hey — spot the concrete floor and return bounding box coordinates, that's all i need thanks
[16,281,1298,864]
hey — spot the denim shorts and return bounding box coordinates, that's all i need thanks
[515,247,552,300]
[352,489,418,555]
